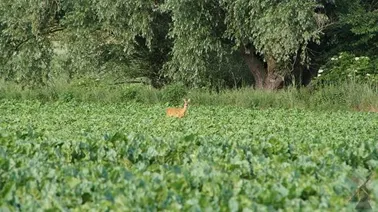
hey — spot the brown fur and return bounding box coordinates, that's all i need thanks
[166,99,190,118]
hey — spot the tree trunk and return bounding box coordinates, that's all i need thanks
[240,46,265,89]
[264,56,284,90]
[240,46,284,90]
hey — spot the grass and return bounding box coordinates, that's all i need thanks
[1,78,378,112]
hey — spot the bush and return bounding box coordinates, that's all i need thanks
[160,82,188,105]
[61,91,75,102]
[122,85,139,101]
[120,84,159,104]
[313,52,378,86]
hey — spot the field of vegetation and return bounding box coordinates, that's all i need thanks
[1,0,378,211]
[1,99,378,211]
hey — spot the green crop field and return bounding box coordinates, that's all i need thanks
[1,99,378,211]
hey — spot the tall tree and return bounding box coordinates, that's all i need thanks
[0,0,60,87]
[161,0,328,89]
[0,0,161,87]
[0,0,330,90]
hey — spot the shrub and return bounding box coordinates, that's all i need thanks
[161,82,188,105]
[313,52,378,86]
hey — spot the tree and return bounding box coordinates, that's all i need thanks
[308,0,378,76]
[0,0,60,87]
[0,0,329,90]
[160,0,328,90]
[0,0,161,88]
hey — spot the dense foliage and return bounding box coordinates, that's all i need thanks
[1,100,378,210]
[313,52,378,86]
[1,0,376,90]
[311,0,378,78]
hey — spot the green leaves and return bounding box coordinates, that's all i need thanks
[0,0,160,87]
[1,100,378,210]
[314,52,378,86]
[0,0,60,87]
[0,0,376,90]
[161,0,226,86]
[223,0,323,62]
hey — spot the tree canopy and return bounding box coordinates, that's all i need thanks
[0,0,377,90]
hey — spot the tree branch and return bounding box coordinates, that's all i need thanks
[14,26,66,52]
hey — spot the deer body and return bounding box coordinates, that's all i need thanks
[166,99,190,118]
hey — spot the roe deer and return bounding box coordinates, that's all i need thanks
[166,99,190,118]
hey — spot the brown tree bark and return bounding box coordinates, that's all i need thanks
[264,56,284,90]
[240,46,265,89]
[240,46,284,90]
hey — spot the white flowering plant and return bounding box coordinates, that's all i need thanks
[313,52,378,85]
